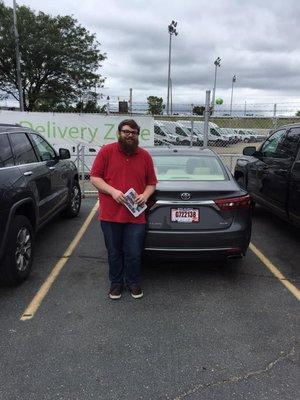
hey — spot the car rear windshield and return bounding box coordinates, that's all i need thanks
[152,155,226,181]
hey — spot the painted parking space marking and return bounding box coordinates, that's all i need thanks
[250,242,300,301]
[20,207,298,321]
[20,201,98,321]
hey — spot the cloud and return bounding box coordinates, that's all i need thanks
[5,0,300,104]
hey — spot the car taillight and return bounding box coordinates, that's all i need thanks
[215,195,251,210]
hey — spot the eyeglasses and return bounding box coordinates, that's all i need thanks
[120,129,139,136]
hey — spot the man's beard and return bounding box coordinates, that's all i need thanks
[118,136,139,155]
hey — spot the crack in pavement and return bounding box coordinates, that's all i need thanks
[171,347,296,400]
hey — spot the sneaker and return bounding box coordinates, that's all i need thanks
[109,284,123,299]
[129,284,143,299]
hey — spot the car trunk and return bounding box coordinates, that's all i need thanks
[146,180,246,231]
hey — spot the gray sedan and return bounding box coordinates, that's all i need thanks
[144,147,252,260]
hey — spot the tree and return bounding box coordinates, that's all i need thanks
[0,2,106,111]
[296,111,300,117]
[192,105,205,115]
[147,96,164,115]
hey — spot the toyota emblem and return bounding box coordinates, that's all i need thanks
[181,192,191,200]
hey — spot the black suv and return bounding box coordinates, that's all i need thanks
[0,124,81,284]
[234,123,300,227]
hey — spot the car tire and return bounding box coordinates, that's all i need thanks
[63,180,81,218]
[0,215,34,285]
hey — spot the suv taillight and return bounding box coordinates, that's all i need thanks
[215,195,251,211]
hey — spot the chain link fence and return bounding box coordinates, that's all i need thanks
[75,113,300,196]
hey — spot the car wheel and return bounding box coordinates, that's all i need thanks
[0,215,34,285]
[63,180,81,218]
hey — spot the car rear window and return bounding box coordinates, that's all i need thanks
[152,155,226,181]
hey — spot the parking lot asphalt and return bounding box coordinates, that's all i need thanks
[0,198,299,400]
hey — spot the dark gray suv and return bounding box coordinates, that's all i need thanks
[0,124,81,285]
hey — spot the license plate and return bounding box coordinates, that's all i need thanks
[171,208,199,223]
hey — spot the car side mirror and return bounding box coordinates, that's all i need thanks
[242,146,257,156]
[59,148,71,159]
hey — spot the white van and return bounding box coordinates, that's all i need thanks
[154,121,177,145]
[191,122,230,146]
[159,121,199,145]
[179,121,204,145]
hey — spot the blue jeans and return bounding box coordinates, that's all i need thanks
[100,221,146,286]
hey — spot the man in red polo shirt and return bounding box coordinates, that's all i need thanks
[90,119,157,300]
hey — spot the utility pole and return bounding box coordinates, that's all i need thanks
[106,96,110,115]
[13,0,24,111]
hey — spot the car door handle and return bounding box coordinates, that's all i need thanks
[23,171,33,176]
[48,166,56,170]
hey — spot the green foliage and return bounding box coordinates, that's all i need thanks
[0,2,106,111]
[192,105,205,115]
[147,96,164,115]
[296,111,300,117]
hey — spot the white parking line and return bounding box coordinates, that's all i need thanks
[250,242,300,301]
[20,209,298,321]
[20,201,98,321]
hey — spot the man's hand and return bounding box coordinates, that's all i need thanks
[110,188,125,203]
[135,193,148,206]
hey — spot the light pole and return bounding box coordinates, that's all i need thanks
[13,0,24,111]
[229,74,236,116]
[170,78,173,115]
[211,57,221,116]
[167,20,178,115]
[129,88,133,114]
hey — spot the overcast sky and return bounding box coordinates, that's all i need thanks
[5,0,300,106]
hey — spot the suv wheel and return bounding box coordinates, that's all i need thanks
[0,216,34,285]
[63,181,81,218]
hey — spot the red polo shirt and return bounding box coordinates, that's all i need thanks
[90,142,157,223]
